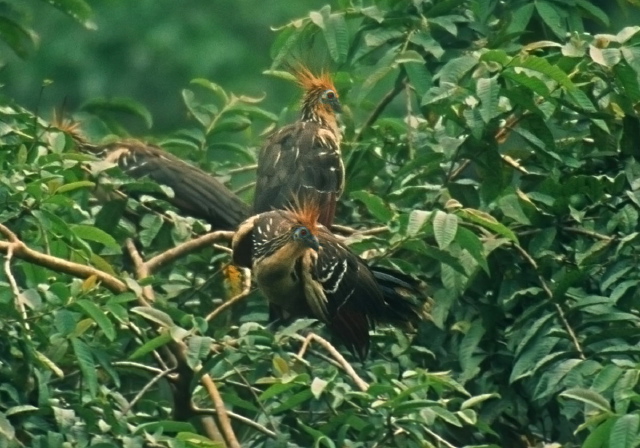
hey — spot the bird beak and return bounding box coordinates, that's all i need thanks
[332,100,342,113]
[304,234,320,252]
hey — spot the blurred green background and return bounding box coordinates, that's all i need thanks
[0,0,326,133]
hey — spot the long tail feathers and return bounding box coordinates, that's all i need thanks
[369,266,430,328]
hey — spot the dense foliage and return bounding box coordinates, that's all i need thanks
[2,0,640,447]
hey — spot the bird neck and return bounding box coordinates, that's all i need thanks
[300,100,339,136]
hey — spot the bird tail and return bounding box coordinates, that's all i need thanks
[369,266,430,328]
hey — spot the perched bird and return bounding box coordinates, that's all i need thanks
[58,119,250,230]
[253,67,344,227]
[232,205,427,358]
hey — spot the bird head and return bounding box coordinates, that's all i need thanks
[294,66,342,117]
[292,226,320,251]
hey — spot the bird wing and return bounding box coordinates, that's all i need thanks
[305,228,387,358]
[253,122,344,227]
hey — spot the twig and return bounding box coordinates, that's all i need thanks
[296,333,369,392]
[227,164,257,174]
[122,367,176,414]
[200,374,242,448]
[126,239,154,303]
[196,407,277,439]
[562,226,613,241]
[424,427,457,448]
[233,181,256,196]
[355,71,407,143]
[512,243,586,360]
[4,245,31,334]
[206,268,253,322]
[0,225,127,293]
[112,361,167,376]
[331,224,389,237]
[145,231,234,274]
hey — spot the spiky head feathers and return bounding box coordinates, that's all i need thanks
[293,66,341,118]
[285,200,321,236]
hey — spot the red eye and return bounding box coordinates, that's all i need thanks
[300,229,307,236]
[327,91,335,99]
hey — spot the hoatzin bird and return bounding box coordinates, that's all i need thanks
[232,205,427,358]
[60,121,250,230]
[253,67,344,228]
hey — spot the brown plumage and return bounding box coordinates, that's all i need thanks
[232,205,427,358]
[58,121,250,230]
[253,66,344,228]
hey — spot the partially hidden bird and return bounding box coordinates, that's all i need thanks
[253,66,344,228]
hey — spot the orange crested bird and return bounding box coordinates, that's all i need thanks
[253,67,344,228]
[232,204,427,358]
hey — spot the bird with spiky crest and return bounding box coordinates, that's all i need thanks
[253,66,344,228]
[232,203,427,359]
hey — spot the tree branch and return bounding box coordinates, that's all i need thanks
[355,70,407,143]
[512,243,586,360]
[296,333,369,392]
[0,224,127,293]
[145,230,234,274]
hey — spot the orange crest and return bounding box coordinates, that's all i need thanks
[285,199,321,234]
[292,65,336,93]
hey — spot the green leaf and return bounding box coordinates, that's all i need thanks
[0,16,37,59]
[54,180,96,194]
[130,332,173,359]
[456,208,518,243]
[71,224,120,250]
[131,307,175,328]
[71,337,98,397]
[455,227,489,274]
[82,97,153,129]
[310,377,328,399]
[351,191,394,222]
[432,211,458,249]
[324,13,348,63]
[186,336,213,369]
[477,76,500,123]
[407,210,432,237]
[535,0,566,38]
[0,412,15,439]
[559,388,612,413]
[609,414,639,448]
[38,0,95,29]
[191,78,229,104]
[75,299,116,342]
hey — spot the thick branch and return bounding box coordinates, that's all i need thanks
[0,225,127,293]
[146,231,234,274]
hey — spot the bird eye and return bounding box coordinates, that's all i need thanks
[323,90,336,100]
[299,229,308,236]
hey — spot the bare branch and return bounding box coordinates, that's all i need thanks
[296,333,369,392]
[4,245,31,334]
[562,226,614,241]
[145,230,234,274]
[512,243,586,360]
[0,225,127,293]
[122,367,176,415]
[227,164,257,174]
[126,239,154,302]
[200,374,242,448]
[196,407,277,439]
[331,224,389,237]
